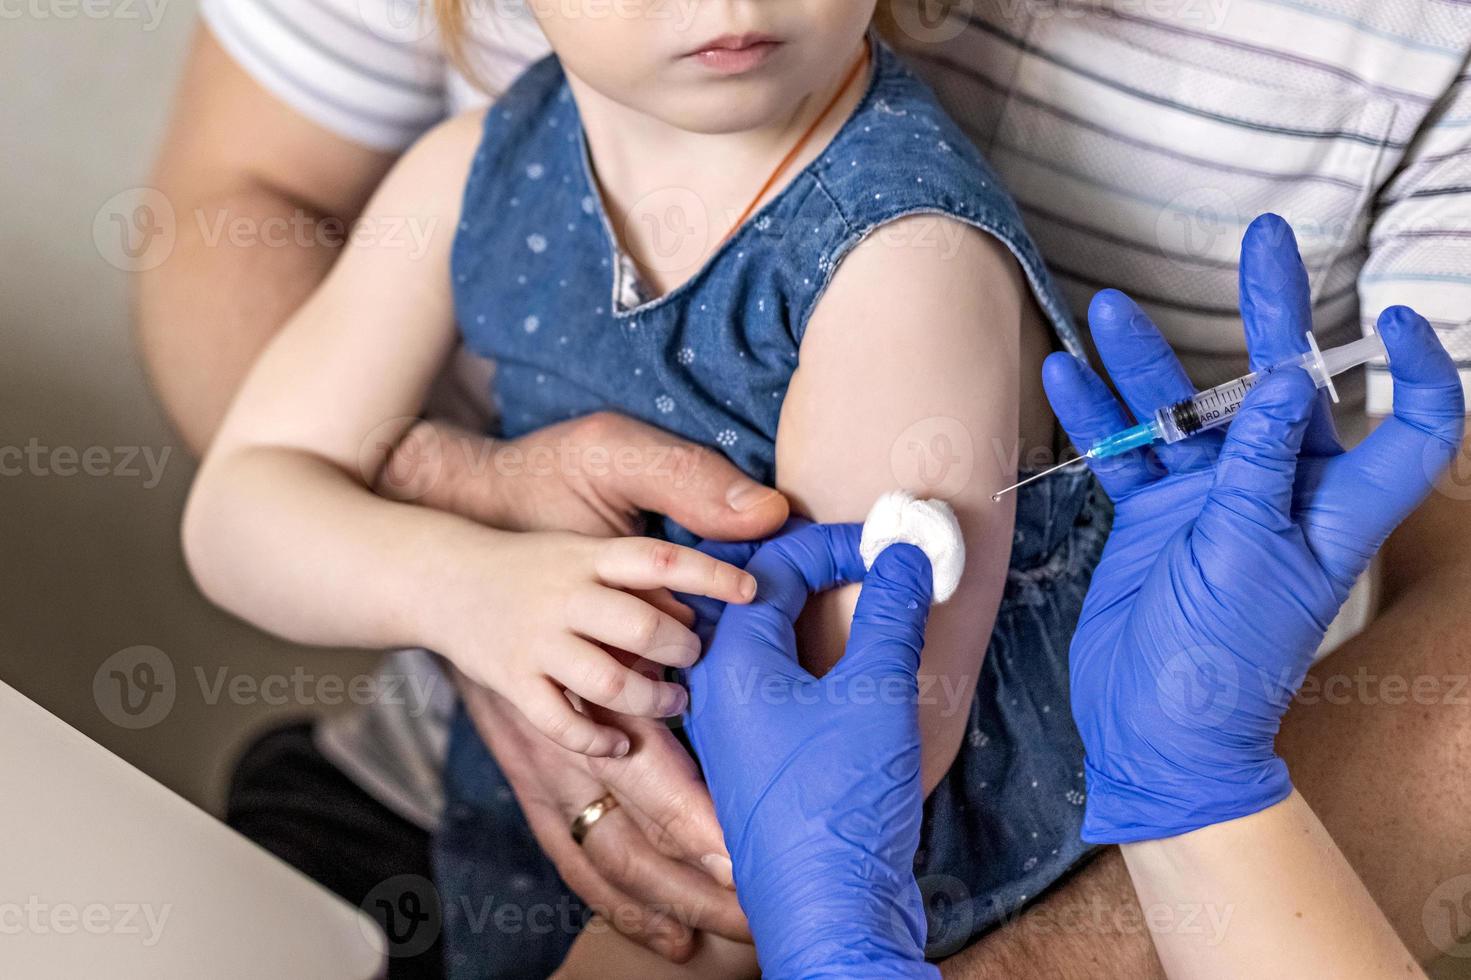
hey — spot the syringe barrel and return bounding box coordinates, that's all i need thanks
[1146,331,1386,446]
[1152,370,1267,444]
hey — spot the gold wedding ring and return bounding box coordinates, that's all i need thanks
[570,793,619,846]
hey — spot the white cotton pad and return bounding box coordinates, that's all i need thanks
[859,491,965,604]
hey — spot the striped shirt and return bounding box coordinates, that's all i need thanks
[202,0,1471,421]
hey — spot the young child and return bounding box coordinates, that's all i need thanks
[183,1,1106,975]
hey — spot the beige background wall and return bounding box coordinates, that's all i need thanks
[0,0,359,814]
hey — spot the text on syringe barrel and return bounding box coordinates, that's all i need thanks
[1154,369,1270,444]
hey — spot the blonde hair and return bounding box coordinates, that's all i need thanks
[434,0,474,84]
[435,0,898,92]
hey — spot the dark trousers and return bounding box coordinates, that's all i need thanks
[226,721,445,980]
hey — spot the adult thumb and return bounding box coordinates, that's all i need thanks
[840,544,934,679]
[586,414,790,541]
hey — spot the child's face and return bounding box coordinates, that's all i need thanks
[531,0,878,134]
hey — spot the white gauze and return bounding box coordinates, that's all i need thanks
[858,491,965,604]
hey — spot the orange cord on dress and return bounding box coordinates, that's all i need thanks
[720,44,872,244]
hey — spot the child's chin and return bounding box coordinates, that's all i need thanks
[654,83,805,136]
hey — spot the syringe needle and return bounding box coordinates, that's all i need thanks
[991,454,1092,502]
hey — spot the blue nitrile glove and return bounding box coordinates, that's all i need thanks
[683,521,941,980]
[1046,214,1465,843]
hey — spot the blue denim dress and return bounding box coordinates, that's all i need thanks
[434,40,1110,978]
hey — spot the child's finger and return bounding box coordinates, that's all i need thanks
[595,538,757,604]
[566,586,701,668]
[553,640,690,719]
[518,679,631,758]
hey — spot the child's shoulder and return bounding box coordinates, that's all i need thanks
[479,53,569,134]
[462,53,573,171]
[808,42,1016,237]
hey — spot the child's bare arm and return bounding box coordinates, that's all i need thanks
[775,215,1029,790]
[182,111,753,758]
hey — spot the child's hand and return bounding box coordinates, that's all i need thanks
[432,530,757,758]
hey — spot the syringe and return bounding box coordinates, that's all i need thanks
[992,330,1387,501]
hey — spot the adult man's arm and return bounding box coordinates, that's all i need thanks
[136,26,398,453]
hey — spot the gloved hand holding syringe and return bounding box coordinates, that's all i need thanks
[993,328,1388,500]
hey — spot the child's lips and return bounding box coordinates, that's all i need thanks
[686,34,783,75]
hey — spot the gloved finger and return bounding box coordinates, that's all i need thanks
[1327,306,1465,546]
[1238,213,1342,455]
[1374,305,1466,447]
[690,524,865,685]
[835,543,934,680]
[1042,351,1157,498]
[676,521,814,630]
[1198,368,1317,534]
[1089,289,1218,473]
[740,522,866,625]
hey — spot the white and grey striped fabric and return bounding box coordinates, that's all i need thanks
[202,0,1471,420]
[200,0,543,149]
[888,0,1471,421]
